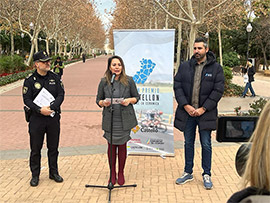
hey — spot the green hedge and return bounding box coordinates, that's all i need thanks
[0,69,34,86]
[224,83,244,96]
[218,52,240,67]
[0,55,27,74]
[223,66,233,88]
[222,65,244,96]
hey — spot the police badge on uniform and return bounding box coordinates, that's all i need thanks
[23,86,28,94]
[49,79,56,85]
[34,82,41,89]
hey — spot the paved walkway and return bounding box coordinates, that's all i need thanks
[0,56,269,202]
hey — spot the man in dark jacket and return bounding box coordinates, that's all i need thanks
[23,51,65,187]
[174,37,224,189]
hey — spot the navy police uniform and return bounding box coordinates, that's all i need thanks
[23,66,64,178]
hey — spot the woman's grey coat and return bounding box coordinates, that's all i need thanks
[96,76,140,132]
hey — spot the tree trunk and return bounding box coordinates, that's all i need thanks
[71,46,74,56]
[10,26,14,55]
[218,20,223,66]
[150,7,152,29]
[35,38,38,52]
[155,15,158,29]
[58,41,61,55]
[165,2,169,29]
[26,29,40,66]
[187,0,196,59]
[189,23,196,59]
[260,42,269,68]
[54,39,57,55]
[175,21,182,73]
[27,40,36,66]
[46,38,50,55]
[64,43,67,56]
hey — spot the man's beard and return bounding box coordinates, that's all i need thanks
[194,52,206,61]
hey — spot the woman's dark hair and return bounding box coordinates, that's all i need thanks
[105,55,128,86]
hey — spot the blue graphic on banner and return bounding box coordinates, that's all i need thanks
[133,58,156,84]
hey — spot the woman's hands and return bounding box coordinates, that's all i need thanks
[121,98,130,106]
[121,98,137,106]
[99,98,137,107]
[99,100,111,107]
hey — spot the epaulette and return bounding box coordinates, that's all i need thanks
[26,73,33,79]
[50,70,58,75]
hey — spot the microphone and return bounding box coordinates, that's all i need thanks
[111,73,116,84]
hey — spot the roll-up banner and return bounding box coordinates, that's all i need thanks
[113,29,175,156]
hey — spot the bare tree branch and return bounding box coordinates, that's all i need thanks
[203,0,229,17]
[154,0,192,23]
[175,0,193,21]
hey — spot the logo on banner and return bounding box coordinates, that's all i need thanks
[129,139,142,143]
[131,125,140,133]
[128,146,143,150]
[146,138,164,145]
[133,58,156,84]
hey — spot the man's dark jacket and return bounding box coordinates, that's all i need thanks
[247,65,255,83]
[23,70,65,115]
[174,51,224,131]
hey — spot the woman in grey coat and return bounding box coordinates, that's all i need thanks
[96,55,139,185]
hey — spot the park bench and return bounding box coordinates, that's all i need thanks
[232,66,242,75]
[264,70,270,76]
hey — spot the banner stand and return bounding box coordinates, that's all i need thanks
[114,29,175,157]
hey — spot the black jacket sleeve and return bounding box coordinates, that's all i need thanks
[22,79,41,113]
[50,78,65,111]
[174,64,189,107]
[96,78,106,108]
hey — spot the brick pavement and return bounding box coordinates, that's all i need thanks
[1,55,267,202]
[0,145,241,203]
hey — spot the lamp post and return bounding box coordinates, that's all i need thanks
[21,32,24,56]
[246,23,253,60]
[205,32,209,46]
[29,22,34,35]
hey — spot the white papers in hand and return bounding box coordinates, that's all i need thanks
[105,98,124,104]
[33,87,55,107]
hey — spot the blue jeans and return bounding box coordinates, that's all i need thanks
[243,82,255,96]
[184,116,212,176]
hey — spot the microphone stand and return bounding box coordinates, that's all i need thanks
[85,78,137,203]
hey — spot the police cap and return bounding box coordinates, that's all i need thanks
[33,51,51,62]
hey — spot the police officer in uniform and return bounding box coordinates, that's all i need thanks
[22,51,65,187]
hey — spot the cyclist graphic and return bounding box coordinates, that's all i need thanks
[141,110,167,132]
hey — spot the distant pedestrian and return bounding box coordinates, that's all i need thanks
[82,53,86,63]
[51,56,64,79]
[241,59,256,98]
[23,51,65,187]
[174,37,224,190]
